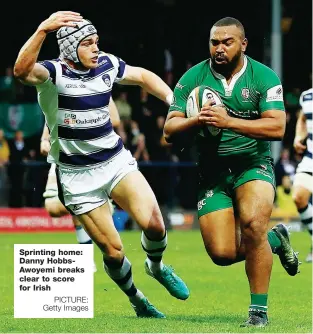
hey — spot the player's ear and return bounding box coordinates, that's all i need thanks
[242,38,248,52]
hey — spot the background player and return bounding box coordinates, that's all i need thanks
[164,17,299,327]
[14,11,189,318]
[292,88,313,262]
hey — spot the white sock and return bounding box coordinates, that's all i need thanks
[146,257,164,273]
[141,231,167,274]
[75,226,92,244]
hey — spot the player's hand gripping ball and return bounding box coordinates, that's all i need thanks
[186,86,223,137]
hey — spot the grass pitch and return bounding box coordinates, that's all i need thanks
[0,230,312,333]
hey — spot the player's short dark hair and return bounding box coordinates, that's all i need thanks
[213,17,245,38]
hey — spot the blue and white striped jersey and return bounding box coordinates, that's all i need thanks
[299,88,313,159]
[36,52,125,168]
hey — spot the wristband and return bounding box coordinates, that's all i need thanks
[165,93,173,106]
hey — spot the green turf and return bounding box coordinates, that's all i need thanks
[0,230,312,333]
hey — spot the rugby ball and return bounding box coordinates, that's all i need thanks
[186,86,223,136]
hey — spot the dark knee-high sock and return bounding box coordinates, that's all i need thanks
[103,256,144,305]
[141,231,167,273]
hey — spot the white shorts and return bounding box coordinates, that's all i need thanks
[295,156,312,174]
[293,172,313,193]
[56,149,138,215]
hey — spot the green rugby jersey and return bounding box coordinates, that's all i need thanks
[169,56,285,160]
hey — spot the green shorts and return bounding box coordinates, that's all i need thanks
[197,157,275,217]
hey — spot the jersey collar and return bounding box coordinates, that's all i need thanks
[209,55,247,79]
[209,56,248,96]
[60,58,91,75]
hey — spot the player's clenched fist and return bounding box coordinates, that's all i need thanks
[40,139,51,157]
[37,11,83,33]
[293,136,307,154]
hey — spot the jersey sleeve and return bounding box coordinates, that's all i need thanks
[39,60,56,84]
[258,68,285,112]
[168,70,196,114]
[36,61,57,93]
[107,54,126,83]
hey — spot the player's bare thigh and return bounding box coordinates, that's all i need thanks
[110,170,165,239]
[199,208,241,265]
[235,180,274,239]
[76,201,123,260]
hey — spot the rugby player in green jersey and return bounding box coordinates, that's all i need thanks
[164,17,300,327]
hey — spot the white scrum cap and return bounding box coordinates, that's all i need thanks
[56,19,97,63]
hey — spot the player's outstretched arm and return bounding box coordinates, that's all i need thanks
[294,110,307,153]
[14,11,82,85]
[119,66,173,106]
[109,97,121,128]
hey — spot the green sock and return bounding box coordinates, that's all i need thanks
[250,293,268,313]
[267,230,281,252]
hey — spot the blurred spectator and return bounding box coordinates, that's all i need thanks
[130,122,150,162]
[0,66,26,103]
[0,129,10,166]
[0,66,15,102]
[283,87,302,149]
[118,120,150,162]
[274,147,296,186]
[285,87,301,109]
[114,91,132,122]
[273,175,298,216]
[7,130,29,207]
[24,149,44,207]
[149,116,173,161]
[0,129,10,206]
[164,47,174,87]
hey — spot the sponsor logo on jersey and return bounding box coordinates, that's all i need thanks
[266,85,283,102]
[227,108,259,119]
[241,88,250,99]
[171,96,176,106]
[65,83,86,88]
[102,74,111,87]
[63,113,107,125]
[175,82,185,90]
[98,59,108,67]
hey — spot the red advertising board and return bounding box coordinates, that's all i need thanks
[0,208,74,232]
